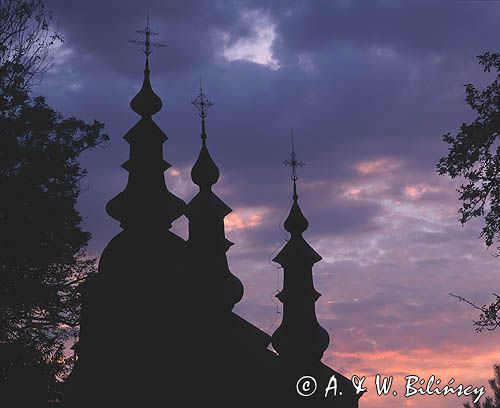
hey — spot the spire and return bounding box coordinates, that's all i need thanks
[129,15,165,117]
[283,131,305,205]
[106,18,185,228]
[284,133,304,182]
[68,17,190,407]
[190,80,218,188]
[186,84,244,312]
[192,78,213,146]
[271,135,329,364]
[281,132,308,236]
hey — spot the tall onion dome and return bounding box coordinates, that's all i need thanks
[66,21,188,408]
[271,140,330,364]
[186,84,244,313]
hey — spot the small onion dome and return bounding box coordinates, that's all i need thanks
[283,185,309,234]
[130,58,162,117]
[191,144,220,188]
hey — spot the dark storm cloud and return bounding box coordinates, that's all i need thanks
[45,0,250,76]
[273,0,500,58]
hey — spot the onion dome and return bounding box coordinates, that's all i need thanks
[130,58,162,117]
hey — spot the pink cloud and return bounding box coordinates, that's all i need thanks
[355,157,403,176]
[404,183,442,199]
[225,207,269,232]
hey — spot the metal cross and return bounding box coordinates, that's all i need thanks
[129,12,165,56]
[192,78,213,118]
[283,132,305,181]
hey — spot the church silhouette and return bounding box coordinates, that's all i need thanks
[64,23,361,408]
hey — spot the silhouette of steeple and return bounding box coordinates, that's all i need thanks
[128,13,165,117]
[65,20,188,408]
[272,137,330,363]
[106,20,184,228]
[187,82,243,311]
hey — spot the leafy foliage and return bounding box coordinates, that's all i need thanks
[0,0,108,401]
[439,52,500,332]
[438,52,500,252]
[451,293,500,332]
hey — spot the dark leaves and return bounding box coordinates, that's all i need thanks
[0,0,108,397]
[437,52,500,252]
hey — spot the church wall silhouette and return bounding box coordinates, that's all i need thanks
[64,23,361,408]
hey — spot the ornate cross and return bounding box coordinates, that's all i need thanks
[130,13,165,56]
[192,78,213,119]
[284,132,305,181]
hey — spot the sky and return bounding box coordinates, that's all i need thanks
[38,1,500,407]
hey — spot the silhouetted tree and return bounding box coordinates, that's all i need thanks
[463,364,500,408]
[0,0,62,94]
[0,0,108,404]
[438,52,500,332]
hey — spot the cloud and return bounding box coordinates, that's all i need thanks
[355,158,403,176]
[218,9,280,70]
[403,183,442,200]
[225,206,269,232]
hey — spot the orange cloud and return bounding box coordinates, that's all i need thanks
[170,168,181,177]
[404,183,441,199]
[225,207,267,231]
[355,158,402,176]
[164,166,197,198]
[340,181,390,201]
[344,187,363,200]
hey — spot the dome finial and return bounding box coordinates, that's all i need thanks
[283,130,305,201]
[191,83,218,188]
[191,77,213,145]
[129,14,165,117]
[129,11,165,57]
